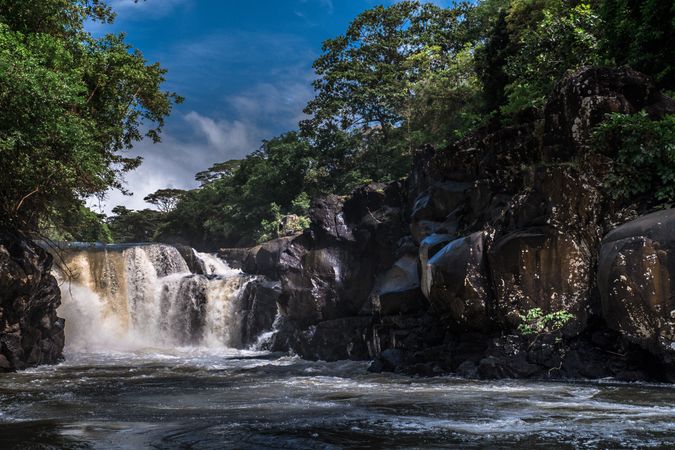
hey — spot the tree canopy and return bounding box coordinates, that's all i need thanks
[5,0,672,247]
[0,0,180,232]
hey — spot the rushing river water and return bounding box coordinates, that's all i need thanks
[1,244,674,448]
[1,349,675,449]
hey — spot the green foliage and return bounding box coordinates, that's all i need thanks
[592,112,675,205]
[11,0,670,248]
[517,308,574,336]
[159,132,317,246]
[41,202,112,243]
[143,188,185,213]
[257,203,282,243]
[0,0,180,231]
[501,1,600,117]
[107,205,164,243]
[301,0,476,184]
[598,0,674,89]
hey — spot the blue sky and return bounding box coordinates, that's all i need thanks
[91,0,452,212]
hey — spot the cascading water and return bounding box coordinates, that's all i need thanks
[54,243,266,353]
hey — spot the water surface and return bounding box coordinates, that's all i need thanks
[1,349,674,449]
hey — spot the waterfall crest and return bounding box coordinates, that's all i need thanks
[54,244,269,353]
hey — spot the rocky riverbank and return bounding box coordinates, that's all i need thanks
[220,66,675,382]
[0,229,64,371]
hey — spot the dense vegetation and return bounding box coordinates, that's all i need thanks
[0,0,180,235]
[1,1,672,247]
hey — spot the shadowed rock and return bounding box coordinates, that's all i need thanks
[0,230,64,371]
[421,232,492,332]
[598,209,675,362]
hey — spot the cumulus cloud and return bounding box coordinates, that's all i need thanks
[228,78,314,129]
[87,16,318,214]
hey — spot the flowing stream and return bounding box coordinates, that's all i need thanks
[0,244,674,449]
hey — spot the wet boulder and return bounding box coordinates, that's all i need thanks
[366,255,427,316]
[598,209,675,362]
[410,181,470,243]
[489,227,592,334]
[276,182,407,331]
[420,232,492,331]
[239,277,281,347]
[219,236,296,281]
[274,316,372,361]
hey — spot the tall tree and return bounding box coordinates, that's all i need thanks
[144,189,186,213]
[0,0,181,231]
[301,1,472,182]
[599,0,674,89]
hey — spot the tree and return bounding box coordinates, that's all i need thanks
[475,9,511,114]
[107,205,164,243]
[144,188,185,213]
[301,1,473,183]
[0,0,181,231]
[501,1,600,116]
[195,160,242,186]
[158,132,317,247]
[598,0,674,89]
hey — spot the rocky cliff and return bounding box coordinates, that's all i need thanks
[0,229,64,371]
[221,66,675,382]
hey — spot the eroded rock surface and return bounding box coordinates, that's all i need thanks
[598,209,675,362]
[221,67,675,381]
[0,230,64,371]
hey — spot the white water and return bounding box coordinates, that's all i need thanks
[55,244,256,353]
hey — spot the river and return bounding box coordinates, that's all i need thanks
[1,348,675,449]
[1,244,674,449]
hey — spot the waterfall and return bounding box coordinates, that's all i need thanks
[54,243,269,353]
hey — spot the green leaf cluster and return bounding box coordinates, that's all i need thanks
[592,112,675,206]
[517,308,574,336]
[0,0,180,231]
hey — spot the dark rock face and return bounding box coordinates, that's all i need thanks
[421,232,491,332]
[544,66,675,159]
[267,183,408,358]
[225,67,675,382]
[239,277,281,347]
[598,209,675,362]
[0,230,64,371]
[366,255,427,316]
[489,227,591,334]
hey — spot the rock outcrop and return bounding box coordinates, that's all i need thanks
[0,229,64,371]
[598,209,675,362]
[220,67,675,381]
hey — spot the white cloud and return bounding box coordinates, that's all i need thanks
[228,78,314,129]
[185,112,258,153]
[87,29,317,215]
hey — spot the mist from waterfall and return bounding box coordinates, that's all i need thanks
[54,244,258,353]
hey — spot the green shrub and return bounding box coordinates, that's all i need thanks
[517,308,574,336]
[592,112,675,205]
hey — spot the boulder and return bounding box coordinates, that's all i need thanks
[219,236,295,280]
[275,316,372,361]
[239,277,281,347]
[598,209,675,361]
[0,230,64,371]
[544,66,675,159]
[367,255,427,316]
[410,181,470,243]
[489,227,592,334]
[420,232,491,331]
